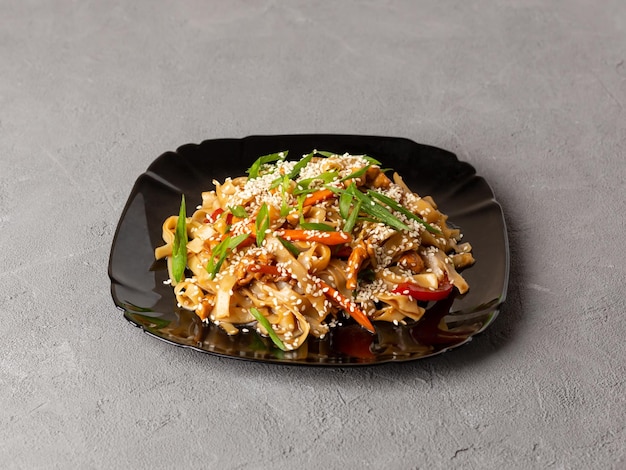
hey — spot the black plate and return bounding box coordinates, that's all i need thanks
[108,135,509,366]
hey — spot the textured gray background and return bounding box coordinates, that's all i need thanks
[1,1,625,469]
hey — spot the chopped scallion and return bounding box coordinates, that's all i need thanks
[339,191,353,219]
[294,171,339,194]
[279,175,291,217]
[343,199,361,233]
[363,155,382,165]
[172,195,188,282]
[278,237,301,257]
[287,152,313,179]
[299,222,335,232]
[367,190,441,234]
[228,205,248,218]
[246,151,287,179]
[250,307,288,351]
[256,203,270,246]
[354,190,410,232]
[340,165,370,182]
[206,233,250,279]
[331,185,410,232]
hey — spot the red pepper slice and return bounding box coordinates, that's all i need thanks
[392,280,454,301]
[206,208,234,227]
[206,208,224,223]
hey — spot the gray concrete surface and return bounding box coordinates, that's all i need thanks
[2,1,625,468]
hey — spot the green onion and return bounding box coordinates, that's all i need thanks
[339,191,353,219]
[363,155,382,165]
[343,199,361,233]
[172,195,188,282]
[314,150,335,157]
[294,171,339,194]
[292,186,324,196]
[296,194,306,224]
[206,233,250,279]
[280,175,291,217]
[228,205,248,218]
[324,185,343,196]
[246,151,287,179]
[278,237,301,257]
[255,203,270,246]
[299,222,335,231]
[333,185,410,232]
[367,190,441,234]
[340,165,370,182]
[292,186,318,196]
[287,152,314,179]
[269,153,314,189]
[354,190,410,232]
[250,307,288,351]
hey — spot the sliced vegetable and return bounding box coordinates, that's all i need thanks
[248,264,282,276]
[340,165,370,182]
[247,151,287,179]
[363,155,382,165]
[255,203,270,247]
[250,307,288,351]
[279,175,291,217]
[317,280,375,333]
[314,150,336,157]
[392,280,454,301]
[278,237,302,256]
[343,199,361,233]
[287,152,314,179]
[206,207,224,223]
[172,195,188,282]
[325,184,409,232]
[303,188,336,207]
[294,171,339,194]
[270,150,329,190]
[299,222,335,232]
[275,229,352,245]
[228,205,248,218]
[338,191,353,219]
[228,234,255,249]
[345,186,411,232]
[367,190,441,234]
[206,233,250,278]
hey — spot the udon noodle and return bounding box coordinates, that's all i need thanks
[155,151,474,351]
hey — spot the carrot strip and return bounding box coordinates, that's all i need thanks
[275,229,352,245]
[317,280,375,333]
[248,264,282,276]
[303,189,335,206]
[345,241,368,290]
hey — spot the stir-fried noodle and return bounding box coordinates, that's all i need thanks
[155,151,474,351]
